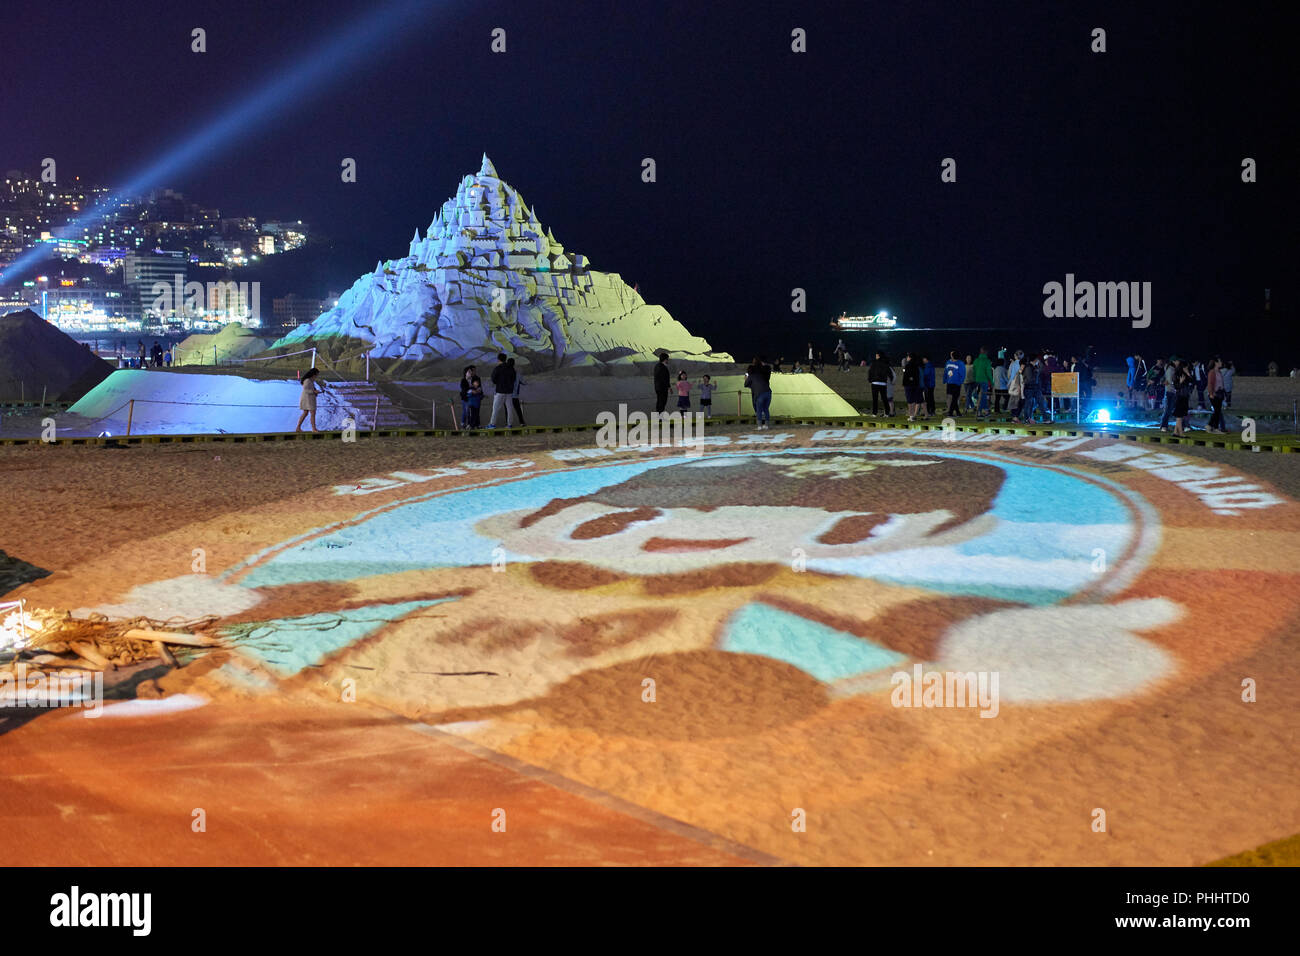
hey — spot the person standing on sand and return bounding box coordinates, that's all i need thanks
[487,352,518,428]
[993,357,1008,414]
[508,357,526,426]
[458,365,476,429]
[295,368,328,432]
[868,351,891,416]
[1206,358,1226,433]
[1172,362,1193,436]
[466,374,484,428]
[884,358,896,415]
[1007,352,1025,420]
[653,353,670,413]
[1221,360,1235,408]
[699,374,714,417]
[972,346,993,419]
[675,370,692,412]
[1158,355,1178,432]
[943,350,965,416]
[1021,356,1043,423]
[902,352,923,421]
[746,355,773,429]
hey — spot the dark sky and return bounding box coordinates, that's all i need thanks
[3,0,1295,365]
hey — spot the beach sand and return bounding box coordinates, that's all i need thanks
[2,425,1298,865]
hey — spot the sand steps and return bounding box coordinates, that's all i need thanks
[325,381,420,429]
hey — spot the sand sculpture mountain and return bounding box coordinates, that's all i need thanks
[0,309,113,402]
[272,156,731,371]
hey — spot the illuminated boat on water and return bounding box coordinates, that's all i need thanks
[830,311,898,331]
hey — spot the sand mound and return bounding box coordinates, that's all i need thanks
[66,370,367,435]
[174,323,271,366]
[0,309,114,402]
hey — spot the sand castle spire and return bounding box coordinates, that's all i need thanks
[479,153,498,178]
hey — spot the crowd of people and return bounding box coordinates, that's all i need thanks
[848,346,1098,423]
[1124,354,1236,435]
[370,345,1253,436]
[116,339,173,369]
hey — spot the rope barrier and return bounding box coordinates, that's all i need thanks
[225,347,318,363]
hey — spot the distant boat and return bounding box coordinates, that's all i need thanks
[831,311,898,331]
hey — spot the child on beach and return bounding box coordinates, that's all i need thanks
[675,371,691,412]
[467,374,484,428]
[698,374,714,417]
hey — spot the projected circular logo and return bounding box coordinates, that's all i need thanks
[213,443,1294,738]
[64,438,1300,864]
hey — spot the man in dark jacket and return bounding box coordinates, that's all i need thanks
[746,355,773,428]
[867,352,892,416]
[902,353,924,421]
[487,352,518,428]
[653,353,670,413]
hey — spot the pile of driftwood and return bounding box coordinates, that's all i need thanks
[3,607,220,674]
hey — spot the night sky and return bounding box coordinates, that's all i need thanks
[4,0,1295,367]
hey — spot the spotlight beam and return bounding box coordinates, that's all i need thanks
[4,0,446,281]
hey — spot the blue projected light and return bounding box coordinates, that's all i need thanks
[3,0,442,280]
[1086,408,1127,425]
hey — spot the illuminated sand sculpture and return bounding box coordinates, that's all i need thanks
[273,155,733,372]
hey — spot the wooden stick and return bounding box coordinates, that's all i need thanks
[122,628,219,647]
[69,642,110,669]
[153,641,177,667]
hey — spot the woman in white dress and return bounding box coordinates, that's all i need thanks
[295,368,327,433]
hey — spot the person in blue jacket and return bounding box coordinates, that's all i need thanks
[921,355,936,417]
[1125,354,1146,407]
[943,350,965,415]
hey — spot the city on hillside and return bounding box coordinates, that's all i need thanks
[0,170,327,332]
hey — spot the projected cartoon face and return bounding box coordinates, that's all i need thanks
[200,444,1207,741]
[65,444,1300,865]
[476,455,1001,574]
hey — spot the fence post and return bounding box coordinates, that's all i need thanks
[311,347,316,370]
[449,400,458,431]
[212,345,217,365]
[365,353,370,382]
[372,395,380,431]
[126,399,135,436]
[736,389,741,417]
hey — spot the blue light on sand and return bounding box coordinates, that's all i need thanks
[720,603,904,682]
